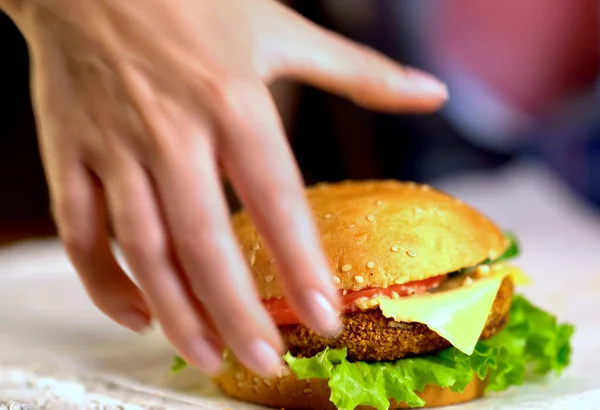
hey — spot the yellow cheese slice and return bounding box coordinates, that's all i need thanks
[375,263,528,356]
[502,264,530,285]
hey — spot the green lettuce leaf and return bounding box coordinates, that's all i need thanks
[171,355,187,374]
[459,232,520,276]
[284,294,574,410]
[494,231,521,263]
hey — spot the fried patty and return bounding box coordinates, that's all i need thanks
[280,277,513,362]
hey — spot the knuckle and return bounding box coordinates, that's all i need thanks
[82,130,122,167]
[205,76,258,120]
[117,226,163,269]
[355,45,386,73]
[131,123,174,167]
[53,201,92,256]
[85,287,117,316]
[60,226,90,257]
[350,46,389,96]
[81,123,163,174]
[51,190,76,225]
[117,232,146,262]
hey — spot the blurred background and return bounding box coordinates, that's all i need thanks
[1,0,600,246]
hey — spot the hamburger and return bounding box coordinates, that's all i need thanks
[171,180,574,409]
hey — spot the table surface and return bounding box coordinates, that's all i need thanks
[0,161,599,410]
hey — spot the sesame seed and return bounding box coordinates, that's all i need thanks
[375,200,383,206]
[354,275,364,283]
[478,265,490,275]
[391,246,399,252]
[324,213,332,219]
[421,185,431,191]
[253,377,260,385]
[341,264,352,272]
[253,386,259,393]
[249,253,256,266]
[464,276,473,285]
[366,261,376,269]
[342,290,348,296]
[235,372,244,381]
[252,243,260,251]
[366,214,375,222]
[391,291,400,299]
[407,250,416,257]
[332,276,341,285]
[349,223,356,228]
[265,275,274,283]
[303,388,312,394]
[354,297,370,309]
[415,208,423,214]
[264,379,272,387]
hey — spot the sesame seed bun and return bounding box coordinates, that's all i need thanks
[232,180,507,299]
[213,361,487,409]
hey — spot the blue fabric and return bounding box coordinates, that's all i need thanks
[582,126,600,208]
[522,119,600,210]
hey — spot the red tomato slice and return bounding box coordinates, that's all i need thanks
[264,274,446,325]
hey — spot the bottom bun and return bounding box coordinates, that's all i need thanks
[213,362,486,409]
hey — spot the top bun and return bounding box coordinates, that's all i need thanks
[231,180,507,299]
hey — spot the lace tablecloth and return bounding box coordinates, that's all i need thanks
[0,162,599,409]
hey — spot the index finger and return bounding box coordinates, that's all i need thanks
[266,5,448,113]
[217,81,342,337]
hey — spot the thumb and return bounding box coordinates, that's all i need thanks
[270,12,448,113]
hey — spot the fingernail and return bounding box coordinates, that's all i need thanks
[404,68,448,97]
[124,311,151,333]
[303,290,342,338]
[189,337,224,376]
[244,339,284,378]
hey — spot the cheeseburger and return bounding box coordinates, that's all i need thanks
[172,180,574,409]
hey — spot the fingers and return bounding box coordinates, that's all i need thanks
[217,82,342,336]
[47,161,151,333]
[98,151,226,375]
[149,131,285,378]
[269,8,448,113]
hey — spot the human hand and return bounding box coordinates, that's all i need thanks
[5,0,447,377]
